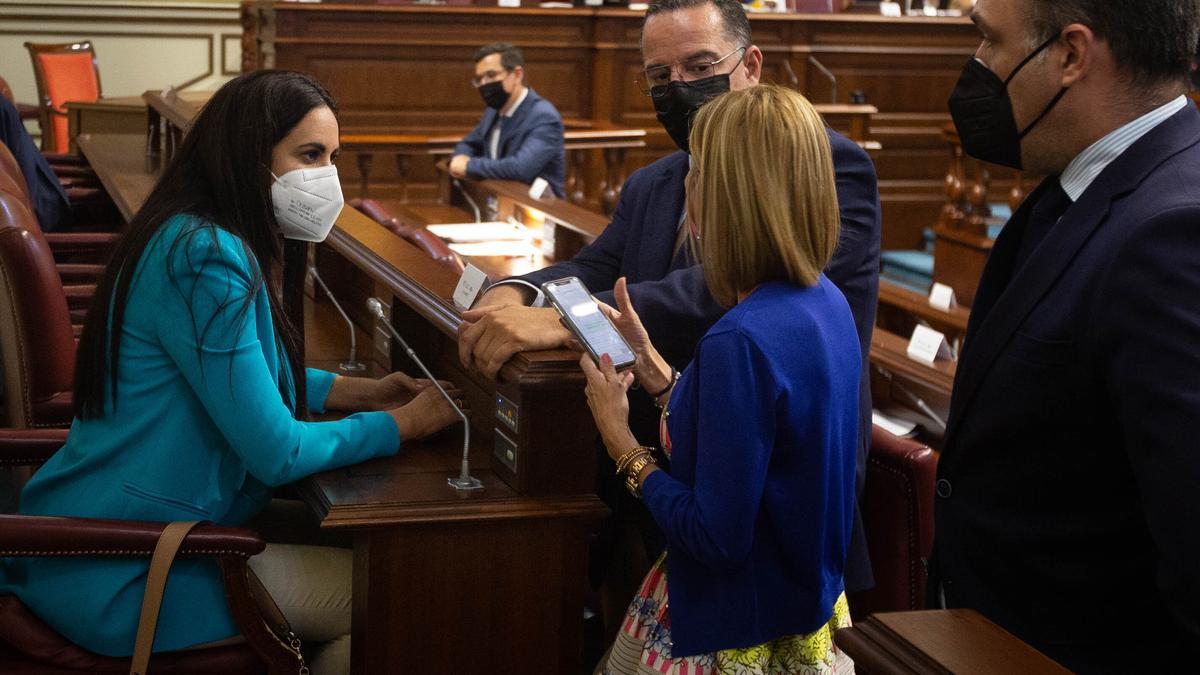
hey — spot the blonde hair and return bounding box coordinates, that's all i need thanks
[686,84,840,308]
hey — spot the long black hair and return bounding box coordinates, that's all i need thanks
[74,70,337,420]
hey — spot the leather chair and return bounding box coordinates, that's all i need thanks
[0,190,77,428]
[847,426,937,620]
[0,215,305,674]
[351,197,465,274]
[0,160,96,335]
[25,41,101,155]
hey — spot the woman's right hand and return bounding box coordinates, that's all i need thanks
[389,385,466,442]
[600,277,672,394]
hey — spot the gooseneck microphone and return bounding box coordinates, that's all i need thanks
[807,55,838,105]
[307,265,366,373]
[366,297,482,491]
[452,178,483,223]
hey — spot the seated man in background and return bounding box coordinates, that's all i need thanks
[0,94,70,231]
[449,43,566,198]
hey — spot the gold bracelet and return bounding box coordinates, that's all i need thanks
[614,446,652,475]
[624,452,658,499]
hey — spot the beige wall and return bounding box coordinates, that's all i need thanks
[0,0,241,135]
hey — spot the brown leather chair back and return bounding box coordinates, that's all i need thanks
[0,184,76,428]
[0,140,32,206]
[848,426,937,620]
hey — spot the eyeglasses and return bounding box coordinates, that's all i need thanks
[636,47,747,96]
[471,68,510,88]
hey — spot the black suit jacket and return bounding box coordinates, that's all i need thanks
[932,104,1200,671]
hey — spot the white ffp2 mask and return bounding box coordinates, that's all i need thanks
[270,165,345,242]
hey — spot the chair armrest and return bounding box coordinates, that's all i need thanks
[0,514,266,559]
[350,197,395,226]
[0,428,68,466]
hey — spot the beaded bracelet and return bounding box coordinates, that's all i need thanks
[647,366,679,404]
[615,446,654,475]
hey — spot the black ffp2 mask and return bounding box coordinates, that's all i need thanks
[652,74,731,153]
[478,81,509,110]
[948,35,1067,170]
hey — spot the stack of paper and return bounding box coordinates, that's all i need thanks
[447,241,541,258]
[427,221,527,243]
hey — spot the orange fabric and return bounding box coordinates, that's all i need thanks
[36,52,99,153]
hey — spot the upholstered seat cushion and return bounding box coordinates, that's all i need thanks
[0,595,265,674]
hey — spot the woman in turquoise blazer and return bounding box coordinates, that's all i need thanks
[1,71,460,670]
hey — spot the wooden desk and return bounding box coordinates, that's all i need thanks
[835,609,1071,674]
[74,133,161,222]
[66,97,146,154]
[312,206,608,674]
[876,279,970,346]
[869,327,955,447]
[342,119,646,214]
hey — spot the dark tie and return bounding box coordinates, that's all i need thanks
[1015,178,1072,270]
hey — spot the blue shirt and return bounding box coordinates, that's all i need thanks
[642,277,861,656]
[1,214,398,655]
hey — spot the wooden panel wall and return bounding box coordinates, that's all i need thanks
[245,3,980,249]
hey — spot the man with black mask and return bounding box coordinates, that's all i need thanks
[457,0,880,631]
[449,43,566,197]
[933,0,1200,669]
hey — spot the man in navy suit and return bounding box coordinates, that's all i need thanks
[0,95,69,231]
[935,0,1200,670]
[458,0,881,598]
[449,43,566,198]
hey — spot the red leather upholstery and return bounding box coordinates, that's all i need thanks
[0,597,266,674]
[0,513,269,674]
[351,197,465,274]
[0,189,76,428]
[25,43,101,155]
[848,426,937,620]
[0,427,67,466]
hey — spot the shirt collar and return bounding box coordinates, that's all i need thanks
[1059,95,1187,202]
[501,87,529,119]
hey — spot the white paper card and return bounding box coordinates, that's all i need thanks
[426,221,526,242]
[879,1,902,17]
[928,282,958,311]
[453,263,490,311]
[448,240,540,258]
[906,324,952,365]
[528,177,551,199]
[498,0,520,7]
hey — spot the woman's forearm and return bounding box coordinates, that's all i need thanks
[322,375,378,411]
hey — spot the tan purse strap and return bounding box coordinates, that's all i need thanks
[130,520,201,675]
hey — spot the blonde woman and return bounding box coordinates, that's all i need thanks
[581,85,860,674]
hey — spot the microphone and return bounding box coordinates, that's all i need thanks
[308,265,366,373]
[366,297,482,491]
[453,178,482,223]
[807,55,838,104]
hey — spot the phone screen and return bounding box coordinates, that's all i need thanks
[542,277,637,369]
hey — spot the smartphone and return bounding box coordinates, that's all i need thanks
[540,277,637,370]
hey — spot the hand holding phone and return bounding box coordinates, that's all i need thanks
[540,277,637,370]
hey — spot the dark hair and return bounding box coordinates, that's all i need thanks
[1029,0,1200,89]
[644,0,752,50]
[74,70,337,420]
[473,42,525,71]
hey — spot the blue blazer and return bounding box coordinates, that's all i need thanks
[932,104,1200,670]
[643,278,861,656]
[1,215,398,656]
[453,87,566,198]
[519,130,881,590]
[0,95,70,231]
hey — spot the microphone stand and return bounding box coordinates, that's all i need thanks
[366,297,482,491]
[453,178,483,223]
[807,55,838,104]
[307,265,366,373]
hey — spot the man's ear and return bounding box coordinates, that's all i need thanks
[513,65,526,86]
[1058,23,1096,88]
[742,45,764,86]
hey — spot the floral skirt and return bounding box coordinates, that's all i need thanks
[599,555,854,675]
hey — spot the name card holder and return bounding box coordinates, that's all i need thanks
[453,263,490,311]
[928,282,958,312]
[907,324,953,366]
